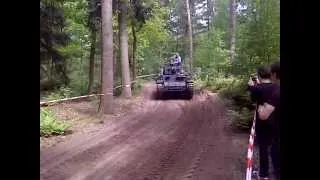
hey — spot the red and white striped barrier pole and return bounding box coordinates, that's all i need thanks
[246,110,257,180]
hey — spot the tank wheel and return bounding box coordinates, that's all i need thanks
[185,90,193,100]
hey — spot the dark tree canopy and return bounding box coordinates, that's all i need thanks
[40,0,70,84]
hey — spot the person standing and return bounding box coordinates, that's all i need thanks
[173,54,181,65]
[259,61,280,180]
[248,66,277,180]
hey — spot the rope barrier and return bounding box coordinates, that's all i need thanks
[40,74,158,107]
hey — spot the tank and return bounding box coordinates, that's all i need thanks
[155,63,193,100]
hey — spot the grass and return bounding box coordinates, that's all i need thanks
[40,108,72,137]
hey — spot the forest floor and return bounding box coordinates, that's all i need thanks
[40,82,251,180]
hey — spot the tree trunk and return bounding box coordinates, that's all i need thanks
[132,25,137,82]
[207,0,210,31]
[49,59,54,81]
[185,0,193,72]
[119,0,132,98]
[88,30,97,93]
[114,45,117,83]
[176,36,179,52]
[113,31,118,82]
[229,0,236,64]
[212,0,218,25]
[100,0,114,114]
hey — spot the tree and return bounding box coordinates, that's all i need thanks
[235,0,280,74]
[40,0,70,87]
[229,0,236,64]
[101,0,114,114]
[135,3,171,75]
[185,0,193,72]
[88,30,97,93]
[129,0,153,81]
[119,0,132,97]
[87,0,101,93]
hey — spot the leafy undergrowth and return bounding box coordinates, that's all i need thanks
[40,108,72,137]
[40,79,148,138]
[195,75,255,130]
[40,92,147,149]
[133,79,147,95]
[43,87,73,101]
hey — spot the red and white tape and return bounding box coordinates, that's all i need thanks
[246,110,257,180]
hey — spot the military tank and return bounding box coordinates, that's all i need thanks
[155,63,193,100]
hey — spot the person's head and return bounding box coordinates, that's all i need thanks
[257,66,271,80]
[270,61,280,83]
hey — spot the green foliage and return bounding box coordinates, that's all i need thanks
[47,87,73,100]
[135,3,171,75]
[218,78,247,97]
[63,0,88,25]
[236,0,280,75]
[193,73,254,130]
[41,0,91,95]
[67,57,90,95]
[40,108,72,137]
[217,78,254,130]
[132,79,146,95]
[212,0,230,43]
[194,74,244,93]
[39,0,279,131]
[40,0,70,85]
[194,28,231,76]
[52,0,91,96]
[191,0,279,130]
[228,107,253,129]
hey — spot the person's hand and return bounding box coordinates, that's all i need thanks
[255,77,261,84]
[248,78,255,86]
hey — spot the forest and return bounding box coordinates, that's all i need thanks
[40,0,279,136]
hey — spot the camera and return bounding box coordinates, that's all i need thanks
[251,77,257,82]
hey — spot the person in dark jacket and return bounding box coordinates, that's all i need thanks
[264,61,280,180]
[248,66,278,180]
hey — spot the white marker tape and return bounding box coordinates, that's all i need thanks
[245,109,257,180]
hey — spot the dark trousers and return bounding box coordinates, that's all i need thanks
[256,121,272,177]
[270,137,280,180]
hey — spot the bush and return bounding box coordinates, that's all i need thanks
[112,79,146,96]
[218,78,247,98]
[218,78,255,130]
[194,74,255,130]
[40,108,72,137]
[194,74,243,93]
[133,79,146,95]
[46,87,73,100]
[228,107,253,130]
[68,77,89,96]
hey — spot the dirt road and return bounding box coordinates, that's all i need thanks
[40,84,247,180]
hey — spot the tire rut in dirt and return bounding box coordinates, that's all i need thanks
[161,95,223,180]
[41,92,245,180]
[140,94,239,180]
[195,97,242,180]
[40,107,155,169]
[41,103,164,180]
[180,102,214,180]
[82,102,185,180]
[139,98,210,180]
[41,84,159,169]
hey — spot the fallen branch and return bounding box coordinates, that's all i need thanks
[136,74,157,78]
[40,94,103,107]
